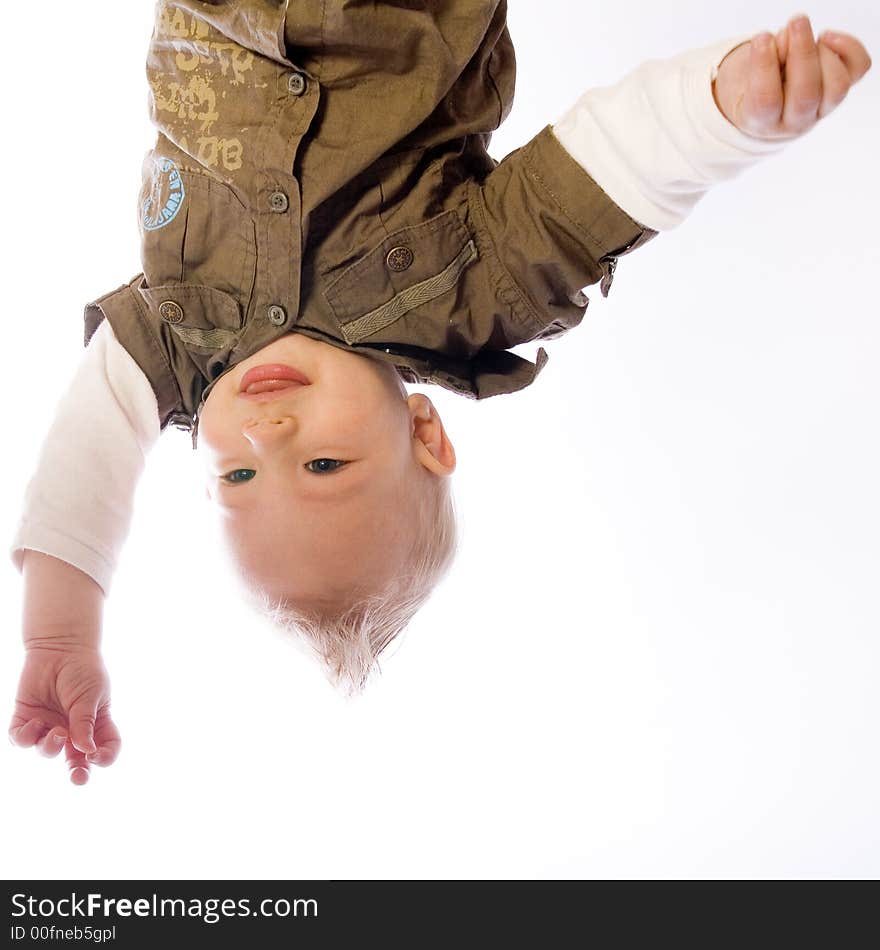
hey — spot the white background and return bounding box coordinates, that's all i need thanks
[1,0,877,879]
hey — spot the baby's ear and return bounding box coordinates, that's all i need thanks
[408,394,456,475]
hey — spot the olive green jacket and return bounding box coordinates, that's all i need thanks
[84,0,656,442]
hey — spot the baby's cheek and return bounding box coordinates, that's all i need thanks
[193,401,225,451]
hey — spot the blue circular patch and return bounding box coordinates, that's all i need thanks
[142,157,186,231]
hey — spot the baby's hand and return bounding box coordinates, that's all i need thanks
[713,14,871,140]
[8,647,121,785]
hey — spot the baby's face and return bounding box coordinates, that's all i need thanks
[198,332,454,612]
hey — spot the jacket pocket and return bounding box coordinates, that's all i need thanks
[139,154,257,316]
[137,279,243,352]
[322,209,478,346]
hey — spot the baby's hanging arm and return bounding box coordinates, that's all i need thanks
[7,319,160,783]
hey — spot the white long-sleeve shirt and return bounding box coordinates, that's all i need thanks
[9,34,788,597]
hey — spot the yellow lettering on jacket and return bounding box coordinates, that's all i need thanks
[158,7,210,41]
[156,4,254,83]
[152,77,220,134]
[175,41,254,84]
[195,136,244,172]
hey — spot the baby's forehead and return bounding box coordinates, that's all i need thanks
[220,491,418,600]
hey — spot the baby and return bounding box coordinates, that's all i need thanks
[7,1,871,784]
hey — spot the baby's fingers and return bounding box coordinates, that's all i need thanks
[781,15,822,133]
[86,710,122,768]
[9,717,52,749]
[818,31,872,83]
[37,727,68,759]
[776,26,789,66]
[743,33,785,134]
[64,739,90,786]
[68,697,98,755]
[815,40,854,119]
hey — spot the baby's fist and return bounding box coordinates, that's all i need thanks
[713,14,871,140]
[8,647,121,785]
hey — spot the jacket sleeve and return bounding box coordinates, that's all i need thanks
[467,121,656,342]
[8,321,160,597]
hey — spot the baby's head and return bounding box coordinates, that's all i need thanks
[197,331,459,693]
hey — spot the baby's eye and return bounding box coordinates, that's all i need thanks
[306,459,346,474]
[221,469,256,484]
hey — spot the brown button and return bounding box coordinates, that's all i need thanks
[158,300,184,324]
[287,72,306,96]
[267,304,287,327]
[269,191,288,213]
[385,246,414,272]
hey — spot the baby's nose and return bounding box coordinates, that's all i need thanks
[241,416,296,448]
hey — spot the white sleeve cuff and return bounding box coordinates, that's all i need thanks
[552,34,790,230]
[9,522,117,599]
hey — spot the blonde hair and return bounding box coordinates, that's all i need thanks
[240,471,458,695]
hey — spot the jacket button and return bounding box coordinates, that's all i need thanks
[287,72,307,96]
[267,305,287,327]
[158,300,184,324]
[269,191,289,213]
[386,246,414,272]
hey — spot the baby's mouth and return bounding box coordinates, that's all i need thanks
[238,363,312,400]
[238,381,308,403]
[242,379,303,395]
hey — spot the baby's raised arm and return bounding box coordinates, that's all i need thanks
[470,13,869,351]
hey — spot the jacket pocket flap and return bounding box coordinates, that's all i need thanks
[137,281,243,349]
[323,209,477,344]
